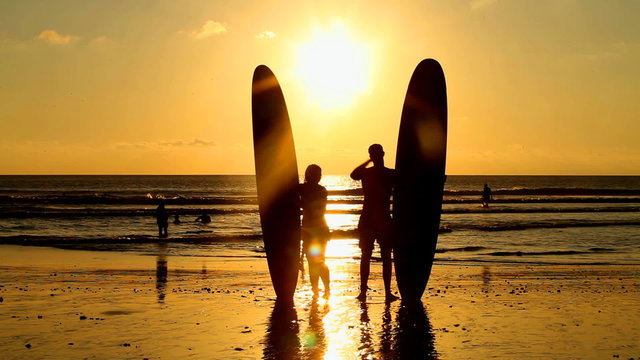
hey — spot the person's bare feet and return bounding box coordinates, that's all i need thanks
[323,289,330,299]
[385,293,399,303]
[356,292,367,301]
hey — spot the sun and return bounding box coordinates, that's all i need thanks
[294,22,372,110]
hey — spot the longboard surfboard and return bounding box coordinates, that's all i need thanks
[252,65,300,302]
[393,59,448,302]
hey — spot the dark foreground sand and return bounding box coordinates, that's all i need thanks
[0,244,638,359]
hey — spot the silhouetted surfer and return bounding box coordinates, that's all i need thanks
[482,184,492,208]
[351,144,398,302]
[173,214,181,224]
[156,202,169,238]
[299,164,331,298]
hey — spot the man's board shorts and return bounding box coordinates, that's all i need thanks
[358,214,392,252]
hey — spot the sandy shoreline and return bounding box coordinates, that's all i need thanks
[1,244,639,359]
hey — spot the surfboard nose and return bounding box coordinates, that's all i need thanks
[253,65,281,95]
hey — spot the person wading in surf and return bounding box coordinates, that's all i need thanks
[156,201,169,238]
[351,144,398,302]
[299,164,331,298]
[482,183,492,208]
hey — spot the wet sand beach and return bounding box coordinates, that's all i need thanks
[1,244,638,359]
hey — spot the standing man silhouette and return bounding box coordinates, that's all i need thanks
[351,144,398,302]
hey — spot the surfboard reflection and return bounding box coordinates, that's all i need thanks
[263,300,300,359]
[391,301,438,359]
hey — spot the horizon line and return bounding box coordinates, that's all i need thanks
[1,174,639,177]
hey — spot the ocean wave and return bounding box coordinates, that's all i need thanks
[330,188,640,196]
[436,246,487,253]
[0,208,254,218]
[0,234,264,246]
[0,205,638,219]
[444,188,640,196]
[475,221,640,232]
[433,258,627,266]
[1,235,635,266]
[0,194,257,205]
[2,191,640,207]
[487,249,618,256]
[0,226,457,246]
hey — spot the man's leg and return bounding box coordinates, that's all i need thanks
[358,243,373,300]
[380,245,398,301]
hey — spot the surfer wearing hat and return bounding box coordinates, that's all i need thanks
[351,144,398,302]
[299,164,331,298]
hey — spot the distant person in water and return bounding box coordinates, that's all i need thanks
[351,144,398,302]
[173,214,181,224]
[156,202,169,238]
[195,213,211,224]
[299,164,331,298]
[482,184,492,208]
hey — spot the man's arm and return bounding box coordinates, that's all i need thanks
[350,159,371,180]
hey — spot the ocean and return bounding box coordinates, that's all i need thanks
[1,175,638,266]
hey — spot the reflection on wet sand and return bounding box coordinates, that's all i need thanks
[156,242,168,303]
[358,301,374,359]
[393,301,438,359]
[482,266,491,285]
[264,300,300,359]
[302,299,328,359]
[264,297,437,359]
[379,304,393,356]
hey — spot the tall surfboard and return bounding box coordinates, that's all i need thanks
[393,59,448,302]
[252,65,300,302]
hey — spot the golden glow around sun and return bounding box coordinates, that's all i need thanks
[294,22,372,110]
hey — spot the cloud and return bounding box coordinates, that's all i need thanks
[113,142,152,150]
[90,36,111,44]
[187,20,227,39]
[36,30,79,45]
[114,139,216,150]
[160,139,216,147]
[256,31,276,40]
[470,0,498,10]
[573,40,640,61]
[88,36,116,50]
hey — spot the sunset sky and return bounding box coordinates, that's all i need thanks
[1,0,639,175]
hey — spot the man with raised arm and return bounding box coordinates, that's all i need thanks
[351,144,398,302]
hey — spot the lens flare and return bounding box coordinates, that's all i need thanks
[309,243,322,257]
